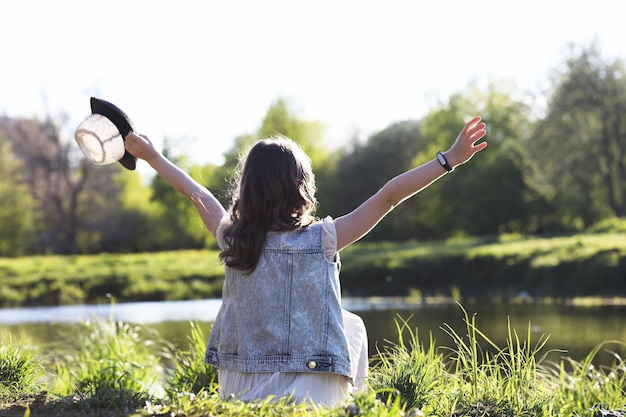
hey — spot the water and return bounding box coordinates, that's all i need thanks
[1,298,625,367]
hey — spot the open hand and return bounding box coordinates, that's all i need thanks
[445,116,487,167]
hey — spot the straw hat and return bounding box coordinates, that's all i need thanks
[74,97,137,170]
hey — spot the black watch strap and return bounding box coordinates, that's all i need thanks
[437,151,453,172]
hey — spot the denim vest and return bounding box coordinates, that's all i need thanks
[204,222,352,378]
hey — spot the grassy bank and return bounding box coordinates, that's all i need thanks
[341,231,626,300]
[0,250,225,308]
[1,305,625,417]
[2,227,626,308]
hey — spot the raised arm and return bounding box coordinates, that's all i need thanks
[124,132,227,237]
[334,116,487,251]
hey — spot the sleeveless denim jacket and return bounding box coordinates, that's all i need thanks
[204,222,352,378]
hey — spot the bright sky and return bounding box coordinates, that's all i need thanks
[2,0,624,167]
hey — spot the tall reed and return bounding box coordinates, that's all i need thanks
[369,304,564,416]
[369,315,447,414]
[441,304,556,416]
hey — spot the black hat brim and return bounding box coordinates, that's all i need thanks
[90,97,137,170]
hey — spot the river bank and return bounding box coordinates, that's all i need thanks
[1,230,626,309]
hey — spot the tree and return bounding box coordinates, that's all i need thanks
[147,147,206,250]
[3,116,91,254]
[189,162,231,249]
[0,134,36,256]
[222,98,327,170]
[88,169,159,253]
[222,133,257,175]
[328,82,545,242]
[531,42,626,228]
[258,98,327,167]
[333,120,426,240]
[408,81,544,238]
[0,115,132,255]
[220,98,338,216]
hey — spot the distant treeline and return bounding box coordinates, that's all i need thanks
[1,42,626,257]
[2,219,625,308]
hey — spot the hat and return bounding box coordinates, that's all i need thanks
[74,97,137,170]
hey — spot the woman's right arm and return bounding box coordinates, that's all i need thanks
[125,132,227,237]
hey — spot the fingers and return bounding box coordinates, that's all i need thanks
[463,116,487,145]
[124,132,159,162]
[125,132,141,142]
[125,132,150,148]
[455,116,487,157]
[466,115,482,128]
[469,124,487,143]
[473,140,488,152]
[124,132,148,157]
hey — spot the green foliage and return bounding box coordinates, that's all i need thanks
[441,305,555,416]
[148,149,208,251]
[143,388,407,417]
[333,120,425,239]
[0,181,36,257]
[258,98,327,168]
[2,307,626,416]
[340,231,626,299]
[0,137,37,257]
[222,98,327,170]
[370,308,559,416]
[163,322,218,398]
[2,229,626,308]
[110,169,160,250]
[530,42,626,228]
[550,340,626,417]
[369,317,447,411]
[415,81,544,238]
[4,43,626,256]
[585,217,626,234]
[53,315,161,401]
[2,47,624,255]
[0,336,44,394]
[0,250,224,307]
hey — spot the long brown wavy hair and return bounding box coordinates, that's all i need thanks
[219,135,318,273]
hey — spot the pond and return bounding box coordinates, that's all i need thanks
[1,298,625,368]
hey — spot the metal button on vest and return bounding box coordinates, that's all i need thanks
[307,361,317,369]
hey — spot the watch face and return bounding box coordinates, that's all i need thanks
[437,153,446,165]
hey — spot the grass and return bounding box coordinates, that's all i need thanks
[161,321,218,398]
[0,219,626,307]
[1,304,625,417]
[0,250,225,307]
[0,336,44,393]
[53,317,163,399]
[440,306,556,416]
[369,317,447,411]
[2,230,626,308]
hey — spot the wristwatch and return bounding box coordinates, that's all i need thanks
[436,151,454,172]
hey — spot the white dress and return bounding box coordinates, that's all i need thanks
[216,217,369,406]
